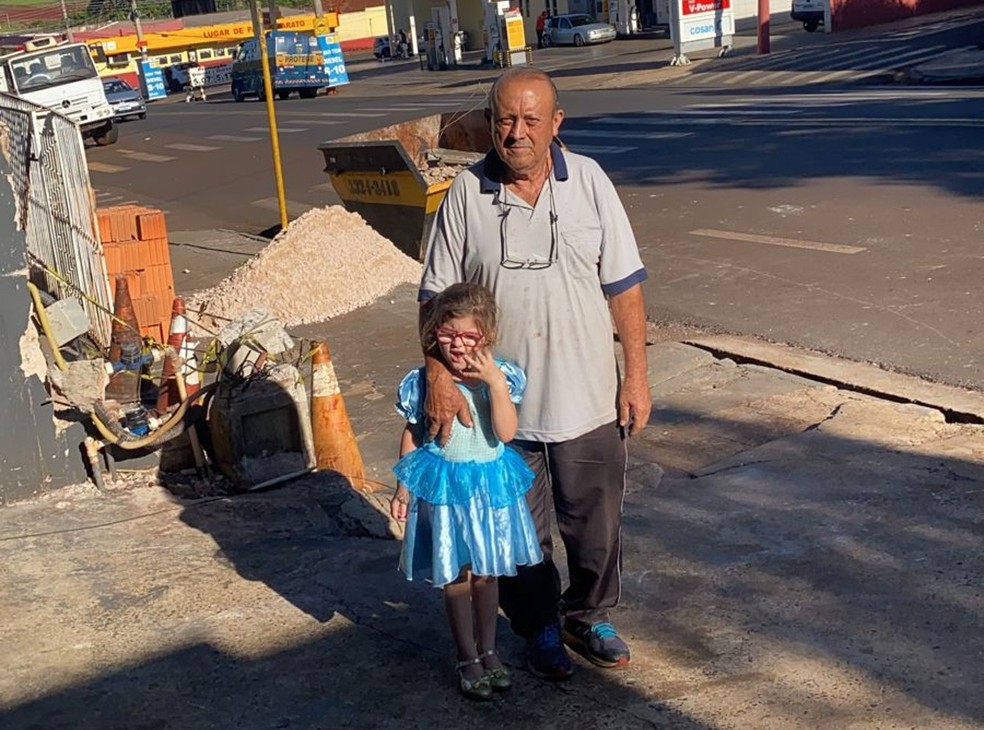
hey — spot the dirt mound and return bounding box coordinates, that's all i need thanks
[188,206,421,331]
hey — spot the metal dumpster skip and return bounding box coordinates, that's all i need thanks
[318,109,491,260]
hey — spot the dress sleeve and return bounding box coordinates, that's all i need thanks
[496,360,527,404]
[395,367,426,423]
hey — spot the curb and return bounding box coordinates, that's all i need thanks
[896,45,984,84]
[683,335,984,424]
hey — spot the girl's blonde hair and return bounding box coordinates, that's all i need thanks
[422,283,498,355]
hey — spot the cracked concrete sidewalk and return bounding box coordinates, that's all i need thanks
[2,287,984,729]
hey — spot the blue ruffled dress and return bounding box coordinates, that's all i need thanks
[393,362,543,587]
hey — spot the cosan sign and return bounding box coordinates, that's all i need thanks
[680,0,734,40]
[670,0,734,63]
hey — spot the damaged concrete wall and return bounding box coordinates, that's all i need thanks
[0,150,88,504]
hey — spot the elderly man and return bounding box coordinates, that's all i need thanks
[418,67,650,679]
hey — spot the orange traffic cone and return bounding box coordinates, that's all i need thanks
[181,336,200,398]
[310,341,371,492]
[106,275,142,405]
[156,297,188,413]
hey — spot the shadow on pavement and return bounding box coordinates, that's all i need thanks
[1,396,983,726]
[0,507,708,729]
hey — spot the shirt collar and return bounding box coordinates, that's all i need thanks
[478,142,569,194]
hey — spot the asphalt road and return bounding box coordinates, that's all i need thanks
[86,12,984,390]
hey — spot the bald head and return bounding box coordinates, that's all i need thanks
[485,67,564,180]
[487,67,560,116]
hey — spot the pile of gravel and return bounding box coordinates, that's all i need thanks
[189,206,421,331]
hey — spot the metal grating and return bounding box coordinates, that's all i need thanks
[0,92,111,347]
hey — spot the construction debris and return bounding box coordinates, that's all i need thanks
[189,206,422,331]
[418,148,482,185]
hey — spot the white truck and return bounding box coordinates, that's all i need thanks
[0,37,118,146]
[791,0,826,32]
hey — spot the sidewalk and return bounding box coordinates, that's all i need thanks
[3,282,984,729]
[905,43,984,83]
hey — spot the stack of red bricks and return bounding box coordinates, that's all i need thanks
[97,205,175,345]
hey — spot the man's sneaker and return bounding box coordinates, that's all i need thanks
[526,622,574,680]
[562,621,631,668]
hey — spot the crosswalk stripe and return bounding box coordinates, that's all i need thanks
[117,150,175,163]
[806,45,946,84]
[291,119,345,125]
[88,162,128,173]
[751,70,808,86]
[691,228,866,254]
[719,70,760,85]
[848,44,947,71]
[313,111,386,117]
[591,114,979,127]
[358,106,425,112]
[726,89,953,103]
[562,129,693,140]
[668,40,955,88]
[208,134,262,142]
[566,144,636,154]
[816,45,920,72]
[399,99,469,106]
[165,143,220,152]
[244,127,308,133]
[810,45,889,68]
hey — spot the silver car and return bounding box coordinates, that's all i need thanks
[542,14,617,47]
[102,78,146,121]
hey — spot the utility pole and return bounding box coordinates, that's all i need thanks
[757,0,770,54]
[249,0,289,231]
[129,0,147,61]
[60,0,73,41]
[312,0,324,18]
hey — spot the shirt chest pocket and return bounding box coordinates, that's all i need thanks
[560,225,603,280]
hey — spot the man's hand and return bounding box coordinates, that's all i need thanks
[618,372,652,437]
[610,283,651,438]
[424,353,472,445]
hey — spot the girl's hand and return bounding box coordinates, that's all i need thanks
[461,348,503,387]
[390,485,410,522]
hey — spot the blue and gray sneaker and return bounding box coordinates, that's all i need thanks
[562,621,631,668]
[526,622,574,680]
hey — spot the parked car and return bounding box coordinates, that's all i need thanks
[373,34,421,60]
[102,78,146,120]
[373,36,392,60]
[542,14,617,47]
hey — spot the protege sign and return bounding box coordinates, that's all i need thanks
[680,0,734,41]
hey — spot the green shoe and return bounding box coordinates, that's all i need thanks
[479,649,512,692]
[456,657,493,701]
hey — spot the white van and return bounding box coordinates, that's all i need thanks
[791,0,825,32]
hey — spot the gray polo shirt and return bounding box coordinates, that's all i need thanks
[419,144,646,443]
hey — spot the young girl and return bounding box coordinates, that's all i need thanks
[390,282,542,701]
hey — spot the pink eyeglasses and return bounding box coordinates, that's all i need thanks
[435,328,484,347]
